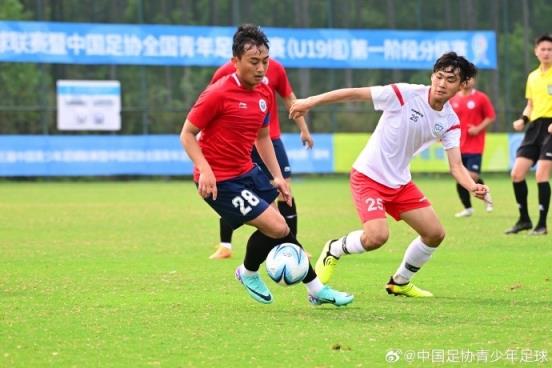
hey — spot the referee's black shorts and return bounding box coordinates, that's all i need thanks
[516,117,552,163]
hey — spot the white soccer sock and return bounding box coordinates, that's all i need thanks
[393,237,436,284]
[220,242,232,250]
[329,230,365,258]
[304,277,324,294]
[240,264,257,276]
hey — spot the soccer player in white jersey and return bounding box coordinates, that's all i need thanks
[289,52,490,297]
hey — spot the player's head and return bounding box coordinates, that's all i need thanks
[534,34,552,66]
[461,76,476,92]
[231,24,270,89]
[430,52,477,104]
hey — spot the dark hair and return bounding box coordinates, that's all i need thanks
[232,24,270,57]
[433,52,477,83]
[535,33,552,46]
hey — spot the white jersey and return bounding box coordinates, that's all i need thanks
[353,83,460,188]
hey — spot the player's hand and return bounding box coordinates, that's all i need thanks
[198,168,217,200]
[300,131,314,149]
[513,119,525,131]
[272,176,292,206]
[548,123,552,134]
[289,98,314,119]
[471,184,489,201]
[467,125,479,136]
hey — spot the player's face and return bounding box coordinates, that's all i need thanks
[534,40,552,66]
[430,68,463,105]
[233,44,269,89]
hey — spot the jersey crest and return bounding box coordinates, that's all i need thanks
[259,99,267,112]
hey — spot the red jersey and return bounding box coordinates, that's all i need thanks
[450,89,495,154]
[211,58,293,140]
[187,73,273,182]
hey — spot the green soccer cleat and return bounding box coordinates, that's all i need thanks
[235,266,273,304]
[315,239,339,283]
[385,277,433,297]
[308,285,354,307]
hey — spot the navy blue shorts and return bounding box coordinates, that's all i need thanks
[251,138,292,180]
[461,153,482,174]
[201,166,279,229]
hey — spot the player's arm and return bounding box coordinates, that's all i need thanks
[282,92,314,149]
[512,99,533,131]
[468,115,495,136]
[446,147,488,200]
[289,87,372,119]
[255,126,292,205]
[180,119,217,200]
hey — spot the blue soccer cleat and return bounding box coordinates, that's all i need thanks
[235,265,273,304]
[308,285,354,307]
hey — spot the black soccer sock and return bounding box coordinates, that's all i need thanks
[456,183,472,209]
[536,181,551,229]
[243,230,316,283]
[513,180,531,222]
[219,217,236,244]
[277,198,298,235]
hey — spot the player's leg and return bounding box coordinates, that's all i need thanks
[386,205,445,297]
[315,170,390,283]
[200,169,277,304]
[505,156,534,234]
[239,166,352,306]
[271,139,300,235]
[531,136,552,235]
[455,154,475,217]
[506,126,541,234]
[252,141,311,258]
[247,206,353,307]
[209,217,235,259]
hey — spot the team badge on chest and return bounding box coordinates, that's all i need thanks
[259,99,267,112]
[432,122,445,136]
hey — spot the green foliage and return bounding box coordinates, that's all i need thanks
[1,176,551,367]
[0,1,48,133]
[0,0,29,19]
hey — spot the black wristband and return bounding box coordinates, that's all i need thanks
[521,115,530,125]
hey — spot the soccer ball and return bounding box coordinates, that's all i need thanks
[265,243,309,286]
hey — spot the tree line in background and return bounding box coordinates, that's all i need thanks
[0,0,551,134]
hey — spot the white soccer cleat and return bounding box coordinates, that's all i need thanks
[455,208,474,218]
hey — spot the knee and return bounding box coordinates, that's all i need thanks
[511,169,525,182]
[260,218,289,239]
[422,229,445,247]
[273,222,290,239]
[360,230,389,250]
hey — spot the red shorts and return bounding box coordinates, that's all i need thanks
[350,169,431,222]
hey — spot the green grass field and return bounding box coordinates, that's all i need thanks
[1,176,551,367]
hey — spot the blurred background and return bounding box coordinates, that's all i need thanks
[1,0,550,135]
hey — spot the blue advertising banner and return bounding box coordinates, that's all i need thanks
[0,134,334,177]
[281,133,334,174]
[0,135,191,176]
[0,21,496,69]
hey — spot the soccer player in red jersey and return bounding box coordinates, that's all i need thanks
[450,76,496,217]
[290,52,489,297]
[180,24,352,306]
[209,58,313,260]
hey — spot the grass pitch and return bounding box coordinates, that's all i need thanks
[1,176,551,367]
